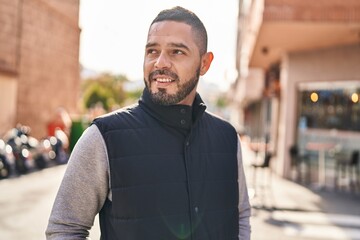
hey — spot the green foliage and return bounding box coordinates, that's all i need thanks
[126,88,142,100]
[216,95,228,108]
[81,73,128,111]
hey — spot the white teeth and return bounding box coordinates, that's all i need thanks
[156,78,173,83]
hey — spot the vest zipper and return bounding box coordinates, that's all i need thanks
[184,106,204,240]
[184,135,194,240]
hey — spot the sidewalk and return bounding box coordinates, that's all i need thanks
[240,141,360,240]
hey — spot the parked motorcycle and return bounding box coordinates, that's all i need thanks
[4,124,40,175]
[36,132,68,167]
[2,124,69,177]
[0,139,13,179]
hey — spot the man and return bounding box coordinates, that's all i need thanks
[46,6,251,240]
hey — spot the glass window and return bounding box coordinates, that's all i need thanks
[298,81,360,132]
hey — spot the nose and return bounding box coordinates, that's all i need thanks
[154,52,171,69]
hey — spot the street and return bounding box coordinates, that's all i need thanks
[1,161,360,240]
[0,165,100,240]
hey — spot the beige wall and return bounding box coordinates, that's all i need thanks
[276,44,360,177]
[264,0,360,22]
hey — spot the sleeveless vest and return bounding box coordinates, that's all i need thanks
[93,92,239,240]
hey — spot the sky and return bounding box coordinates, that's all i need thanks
[79,0,239,91]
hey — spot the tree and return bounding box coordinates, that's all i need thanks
[216,95,228,109]
[81,73,127,111]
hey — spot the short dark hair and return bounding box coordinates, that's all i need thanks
[150,6,208,55]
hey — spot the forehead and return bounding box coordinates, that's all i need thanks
[147,21,197,48]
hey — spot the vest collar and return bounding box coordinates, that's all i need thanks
[139,88,206,130]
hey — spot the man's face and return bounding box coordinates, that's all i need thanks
[143,21,207,106]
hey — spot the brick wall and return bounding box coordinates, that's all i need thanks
[0,0,80,139]
[47,0,80,23]
[0,0,20,73]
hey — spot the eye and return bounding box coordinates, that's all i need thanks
[173,49,185,55]
[146,49,158,55]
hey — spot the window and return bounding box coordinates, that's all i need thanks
[297,81,360,132]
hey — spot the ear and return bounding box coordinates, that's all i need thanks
[200,52,214,76]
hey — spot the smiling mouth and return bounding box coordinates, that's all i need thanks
[155,78,174,83]
[149,70,178,86]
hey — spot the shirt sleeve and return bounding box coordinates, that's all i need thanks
[46,124,109,240]
[237,136,252,240]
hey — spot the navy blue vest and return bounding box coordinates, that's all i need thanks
[93,90,239,240]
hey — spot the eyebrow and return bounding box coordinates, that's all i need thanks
[146,42,190,52]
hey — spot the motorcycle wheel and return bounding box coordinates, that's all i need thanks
[0,156,11,179]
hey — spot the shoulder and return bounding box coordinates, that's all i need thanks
[201,111,238,143]
[203,110,236,131]
[92,103,143,133]
[95,103,140,120]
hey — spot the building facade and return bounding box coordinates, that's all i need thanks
[232,0,360,181]
[0,0,80,139]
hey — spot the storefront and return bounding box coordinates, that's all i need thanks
[297,82,360,133]
[293,81,360,188]
[233,0,360,182]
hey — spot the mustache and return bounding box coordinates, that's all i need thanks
[149,69,178,80]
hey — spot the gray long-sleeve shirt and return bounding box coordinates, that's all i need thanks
[46,124,251,239]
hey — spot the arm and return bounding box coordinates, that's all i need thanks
[237,137,251,240]
[46,125,109,239]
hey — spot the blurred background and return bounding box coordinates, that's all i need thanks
[0,0,360,239]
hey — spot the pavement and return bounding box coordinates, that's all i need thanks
[240,140,360,240]
[1,139,359,240]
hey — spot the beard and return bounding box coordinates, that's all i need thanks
[144,68,200,106]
